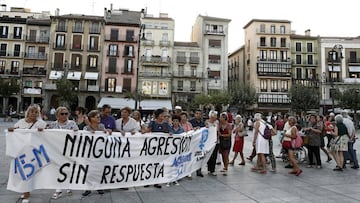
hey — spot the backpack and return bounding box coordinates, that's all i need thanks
[292,131,303,148]
[260,121,272,140]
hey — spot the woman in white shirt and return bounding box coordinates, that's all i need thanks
[9,104,47,203]
[115,107,140,135]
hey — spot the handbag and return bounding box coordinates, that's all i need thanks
[303,135,309,145]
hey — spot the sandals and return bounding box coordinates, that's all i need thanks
[259,170,267,174]
[51,192,62,199]
[251,167,260,172]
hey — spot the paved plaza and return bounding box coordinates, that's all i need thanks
[0,119,360,203]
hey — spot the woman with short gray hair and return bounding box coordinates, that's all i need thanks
[329,114,349,171]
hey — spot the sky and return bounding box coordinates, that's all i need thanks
[3,0,360,53]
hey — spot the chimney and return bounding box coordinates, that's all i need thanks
[55,8,59,16]
[305,29,311,36]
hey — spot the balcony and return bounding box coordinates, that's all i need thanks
[72,26,84,33]
[143,39,154,46]
[22,68,47,76]
[89,27,101,34]
[24,52,47,60]
[258,93,290,104]
[292,78,319,87]
[26,35,49,43]
[159,40,170,47]
[141,56,171,66]
[44,83,57,90]
[1,51,24,57]
[173,71,203,78]
[138,71,171,77]
[87,85,99,92]
[86,45,100,52]
[257,61,292,77]
[348,58,360,64]
[176,56,186,63]
[56,25,67,32]
[189,57,200,64]
[204,30,225,36]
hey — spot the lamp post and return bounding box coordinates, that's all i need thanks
[207,67,210,95]
[135,24,146,110]
[329,44,343,113]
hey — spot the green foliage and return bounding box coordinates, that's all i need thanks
[289,84,319,112]
[194,91,230,111]
[335,88,360,111]
[55,77,77,108]
[0,78,20,97]
[229,82,257,113]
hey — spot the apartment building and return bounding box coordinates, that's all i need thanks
[45,12,104,111]
[191,15,231,94]
[0,6,50,114]
[228,46,245,90]
[243,19,292,113]
[320,37,360,114]
[137,13,174,111]
[172,41,202,110]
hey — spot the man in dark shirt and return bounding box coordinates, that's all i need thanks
[100,104,116,131]
[189,110,205,177]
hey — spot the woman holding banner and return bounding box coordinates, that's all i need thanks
[8,104,47,203]
[48,106,79,200]
[206,110,219,176]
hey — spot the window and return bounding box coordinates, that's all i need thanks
[108,58,117,73]
[57,20,66,31]
[295,42,301,52]
[281,81,288,92]
[296,55,301,64]
[307,43,313,52]
[87,80,96,89]
[145,32,152,40]
[260,37,266,46]
[88,55,97,68]
[124,45,134,57]
[270,37,276,47]
[270,25,275,34]
[109,44,118,56]
[110,29,118,41]
[209,39,221,48]
[125,59,133,73]
[71,54,82,67]
[178,65,184,76]
[24,80,32,88]
[56,34,65,48]
[0,60,5,73]
[126,30,134,41]
[271,80,278,92]
[14,44,21,57]
[296,68,302,79]
[280,26,285,34]
[39,30,48,42]
[280,38,286,47]
[89,36,99,50]
[13,27,22,39]
[29,30,36,41]
[90,22,100,33]
[123,78,131,92]
[142,81,152,95]
[205,24,223,33]
[105,78,116,92]
[260,24,265,33]
[305,68,316,79]
[260,50,267,60]
[161,33,168,41]
[72,35,82,49]
[270,50,277,61]
[280,51,287,61]
[74,21,83,32]
[260,80,267,92]
[209,55,220,64]
[35,81,42,88]
[159,82,168,95]
[307,55,313,65]
[0,26,8,38]
[177,81,183,91]
[349,51,357,63]
[38,47,45,58]
[0,44,7,56]
[11,61,20,73]
[190,81,196,91]
[191,66,196,77]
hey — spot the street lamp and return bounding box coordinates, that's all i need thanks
[329,44,343,113]
[135,24,146,110]
[207,67,210,95]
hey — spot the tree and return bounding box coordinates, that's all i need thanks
[0,78,20,114]
[335,88,360,128]
[289,84,320,112]
[194,91,230,113]
[55,77,77,108]
[229,82,257,113]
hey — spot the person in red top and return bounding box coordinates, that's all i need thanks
[275,115,285,144]
[227,109,233,125]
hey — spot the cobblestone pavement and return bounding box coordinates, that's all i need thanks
[1,119,359,203]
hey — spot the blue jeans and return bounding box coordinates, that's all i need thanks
[347,141,359,167]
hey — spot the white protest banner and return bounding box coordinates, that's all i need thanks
[6,127,216,192]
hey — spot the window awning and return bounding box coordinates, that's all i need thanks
[140,99,172,110]
[67,72,82,80]
[84,72,99,80]
[349,66,360,72]
[97,97,135,109]
[328,66,340,72]
[49,71,63,79]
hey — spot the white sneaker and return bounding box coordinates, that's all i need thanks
[174,181,179,186]
[166,183,170,187]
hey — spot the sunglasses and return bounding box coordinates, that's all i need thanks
[60,112,69,116]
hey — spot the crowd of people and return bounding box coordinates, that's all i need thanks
[8,104,359,203]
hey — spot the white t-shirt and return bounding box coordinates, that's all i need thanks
[115,117,141,132]
[14,118,47,129]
